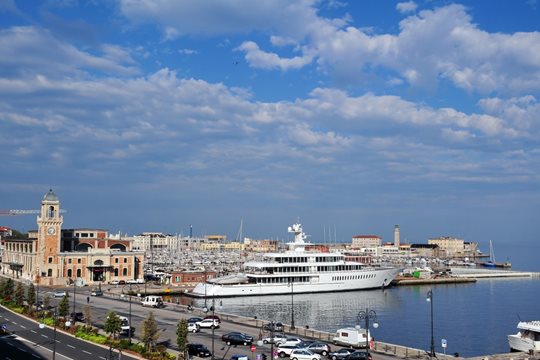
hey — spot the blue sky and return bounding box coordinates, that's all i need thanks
[1,0,539,252]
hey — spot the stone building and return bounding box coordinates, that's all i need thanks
[2,189,144,286]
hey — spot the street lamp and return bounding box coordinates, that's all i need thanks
[72,278,76,321]
[39,307,71,360]
[122,283,140,344]
[288,280,295,330]
[356,308,378,356]
[203,295,222,360]
[426,289,436,358]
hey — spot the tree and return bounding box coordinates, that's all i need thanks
[83,304,92,330]
[176,319,188,360]
[104,311,122,339]
[14,282,25,306]
[57,294,70,318]
[27,283,36,309]
[0,278,14,299]
[142,311,160,353]
[43,294,51,310]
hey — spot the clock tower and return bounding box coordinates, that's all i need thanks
[37,189,63,281]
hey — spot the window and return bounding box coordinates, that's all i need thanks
[123,258,127,263]
[67,269,72,277]
[115,258,119,263]
[114,268,119,276]
[68,259,72,264]
[123,268,128,276]
[47,269,52,277]
[77,269,81,277]
[48,257,53,264]
[48,206,55,218]
[77,258,81,264]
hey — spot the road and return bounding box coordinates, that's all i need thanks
[0,305,139,360]
[37,285,400,360]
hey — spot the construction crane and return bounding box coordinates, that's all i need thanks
[0,209,66,216]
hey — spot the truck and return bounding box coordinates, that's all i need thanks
[332,327,372,348]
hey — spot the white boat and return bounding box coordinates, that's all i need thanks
[508,321,540,352]
[191,222,401,297]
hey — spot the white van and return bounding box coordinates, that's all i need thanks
[332,327,371,348]
[141,295,164,308]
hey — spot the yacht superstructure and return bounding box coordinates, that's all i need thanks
[191,223,401,297]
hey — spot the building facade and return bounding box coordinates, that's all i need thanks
[2,189,144,286]
[351,235,382,249]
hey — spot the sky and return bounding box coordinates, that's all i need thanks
[1,0,539,253]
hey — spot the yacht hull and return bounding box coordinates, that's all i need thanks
[190,267,400,297]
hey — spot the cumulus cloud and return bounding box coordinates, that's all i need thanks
[396,1,417,14]
[236,41,314,71]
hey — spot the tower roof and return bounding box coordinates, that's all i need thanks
[43,188,59,202]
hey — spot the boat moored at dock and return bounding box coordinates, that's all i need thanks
[190,222,401,297]
[508,321,540,352]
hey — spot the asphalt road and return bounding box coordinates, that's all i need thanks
[36,285,399,360]
[0,305,139,360]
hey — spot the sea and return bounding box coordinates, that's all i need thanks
[180,243,540,358]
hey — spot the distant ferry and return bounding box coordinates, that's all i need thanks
[191,223,401,297]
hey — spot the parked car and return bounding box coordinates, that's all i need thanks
[126,279,138,284]
[262,334,288,345]
[196,318,220,329]
[344,352,371,360]
[221,332,254,345]
[277,345,301,358]
[90,289,103,296]
[230,355,249,360]
[188,322,200,333]
[263,322,284,332]
[141,295,164,308]
[299,342,331,356]
[188,317,203,324]
[280,337,304,347]
[187,344,212,357]
[53,291,67,298]
[109,280,120,285]
[328,348,355,360]
[289,349,321,360]
[204,315,221,323]
[70,312,84,322]
[118,280,126,285]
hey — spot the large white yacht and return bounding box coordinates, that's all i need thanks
[508,321,540,352]
[191,223,401,297]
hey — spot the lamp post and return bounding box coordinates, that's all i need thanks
[356,308,378,356]
[72,278,76,320]
[122,283,140,344]
[39,307,71,360]
[203,295,221,360]
[288,280,295,330]
[426,289,436,357]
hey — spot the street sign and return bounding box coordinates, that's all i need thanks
[251,345,256,352]
[441,339,447,348]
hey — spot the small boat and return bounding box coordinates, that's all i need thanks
[481,240,511,268]
[508,321,540,352]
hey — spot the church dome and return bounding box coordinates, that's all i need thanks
[43,189,59,202]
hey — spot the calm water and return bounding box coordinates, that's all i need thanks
[182,277,540,357]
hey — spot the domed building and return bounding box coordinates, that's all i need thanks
[2,189,145,286]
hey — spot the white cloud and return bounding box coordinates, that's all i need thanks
[396,1,417,14]
[236,41,313,71]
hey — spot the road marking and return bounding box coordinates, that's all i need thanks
[17,347,27,352]
[67,344,75,348]
[99,357,106,360]
[30,330,37,333]
[82,350,92,354]
[32,355,41,358]
[20,325,26,329]
[41,334,48,338]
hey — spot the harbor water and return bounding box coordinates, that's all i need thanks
[187,277,540,357]
[184,246,540,358]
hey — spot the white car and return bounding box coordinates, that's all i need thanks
[196,319,220,329]
[279,337,304,347]
[289,349,321,360]
[109,280,120,285]
[277,345,300,358]
[53,291,67,298]
[188,322,200,333]
[262,334,288,345]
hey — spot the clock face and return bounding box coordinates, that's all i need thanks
[47,226,56,235]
